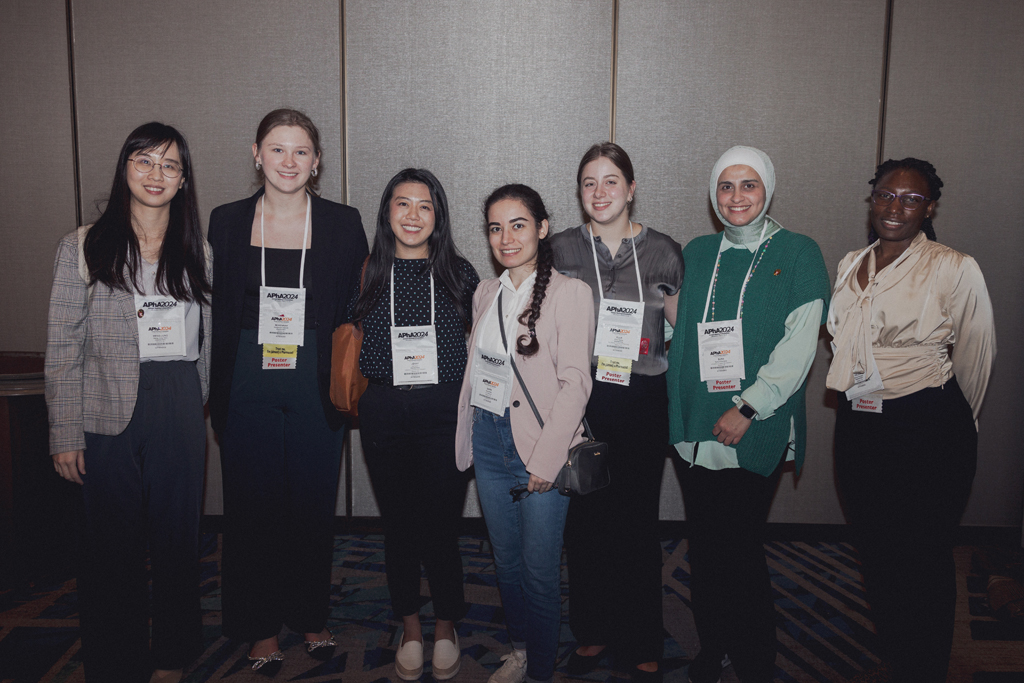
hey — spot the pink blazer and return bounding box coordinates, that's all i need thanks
[456,271,595,483]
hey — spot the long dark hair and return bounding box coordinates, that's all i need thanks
[254,108,323,196]
[352,168,473,325]
[483,184,553,358]
[84,122,209,304]
[868,157,943,242]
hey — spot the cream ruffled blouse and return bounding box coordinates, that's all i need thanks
[826,231,996,421]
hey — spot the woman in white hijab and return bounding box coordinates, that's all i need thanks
[665,146,830,683]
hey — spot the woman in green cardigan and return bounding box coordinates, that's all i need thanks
[665,146,830,683]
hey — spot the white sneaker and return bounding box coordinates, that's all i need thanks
[432,633,461,680]
[396,633,424,680]
[488,649,527,683]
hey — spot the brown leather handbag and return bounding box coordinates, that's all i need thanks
[330,258,369,419]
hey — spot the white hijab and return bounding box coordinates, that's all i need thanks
[709,146,776,243]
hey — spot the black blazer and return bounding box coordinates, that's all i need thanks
[207,189,368,433]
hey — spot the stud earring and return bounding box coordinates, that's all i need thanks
[311,168,318,177]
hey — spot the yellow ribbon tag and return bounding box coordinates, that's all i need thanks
[595,356,632,386]
[262,344,298,370]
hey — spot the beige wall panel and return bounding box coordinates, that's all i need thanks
[884,0,1024,526]
[69,0,346,515]
[0,0,77,353]
[616,0,888,523]
[72,0,344,218]
[345,0,614,516]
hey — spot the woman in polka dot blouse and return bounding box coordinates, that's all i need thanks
[348,168,479,680]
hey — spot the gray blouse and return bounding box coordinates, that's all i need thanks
[550,224,684,375]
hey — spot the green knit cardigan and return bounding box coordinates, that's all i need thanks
[666,228,831,476]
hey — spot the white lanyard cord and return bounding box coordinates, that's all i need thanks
[390,263,435,327]
[259,194,311,288]
[701,221,768,324]
[587,221,643,302]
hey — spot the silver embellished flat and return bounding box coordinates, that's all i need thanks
[247,650,284,670]
[306,634,337,653]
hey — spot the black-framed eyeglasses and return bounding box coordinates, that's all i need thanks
[510,484,532,502]
[870,190,930,210]
[130,155,183,178]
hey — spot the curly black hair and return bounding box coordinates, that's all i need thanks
[868,157,943,242]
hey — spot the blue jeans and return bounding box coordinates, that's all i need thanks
[473,407,569,683]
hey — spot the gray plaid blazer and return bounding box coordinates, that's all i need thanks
[44,227,212,454]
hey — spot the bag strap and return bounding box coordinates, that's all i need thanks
[498,290,595,440]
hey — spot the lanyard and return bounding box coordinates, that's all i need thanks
[497,290,510,354]
[259,194,311,288]
[701,222,769,324]
[587,222,643,302]
[390,263,434,327]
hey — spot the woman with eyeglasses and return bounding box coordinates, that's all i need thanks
[349,168,479,681]
[45,122,210,683]
[827,158,995,683]
[666,146,830,683]
[455,184,594,683]
[207,109,368,670]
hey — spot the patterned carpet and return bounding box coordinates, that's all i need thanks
[2,533,1023,682]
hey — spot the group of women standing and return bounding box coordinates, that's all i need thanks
[44,107,994,683]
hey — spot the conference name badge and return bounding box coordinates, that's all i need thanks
[596,356,632,386]
[134,294,186,358]
[851,393,883,413]
[696,319,745,392]
[262,344,297,370]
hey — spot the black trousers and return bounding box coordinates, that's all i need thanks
[835,376,977,683]
[220,330,345,642]
[359,381,468,621]
[564,373,668,665]
[79,361,205,682]
[678,458,783,683]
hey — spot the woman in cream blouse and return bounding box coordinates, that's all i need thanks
[827,157,995,683]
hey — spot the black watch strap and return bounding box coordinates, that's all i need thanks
[738,402,756,420]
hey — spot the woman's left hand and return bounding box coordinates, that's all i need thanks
[712,406,752,446]
[527,473,554,494]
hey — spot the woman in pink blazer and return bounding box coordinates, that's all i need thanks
[456,184,594,683]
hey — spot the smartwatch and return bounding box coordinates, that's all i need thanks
[737,402,756,420]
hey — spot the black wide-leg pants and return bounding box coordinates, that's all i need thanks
[220,330,345,642]
[678,457,783,683]
[564,373,669,666]
[835,376,977,683]
[80,360,205,682]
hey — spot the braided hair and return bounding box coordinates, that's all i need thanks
[483,184,553,358]
[869,157,943,242]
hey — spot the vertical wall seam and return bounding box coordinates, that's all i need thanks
[340,0,353,521]
[65,0,82,227]
[340,0,349,206]
[610,0,619,142]
[876,0,894,166]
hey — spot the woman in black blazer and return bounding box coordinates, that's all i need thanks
[207,109,368,670]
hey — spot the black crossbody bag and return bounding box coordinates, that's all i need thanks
[498,292,610,496]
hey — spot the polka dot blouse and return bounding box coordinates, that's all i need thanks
[355,258,480,384]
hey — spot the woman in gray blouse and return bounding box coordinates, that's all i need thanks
[551,142,684,683]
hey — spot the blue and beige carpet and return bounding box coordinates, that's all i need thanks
[2,534,1022,682]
